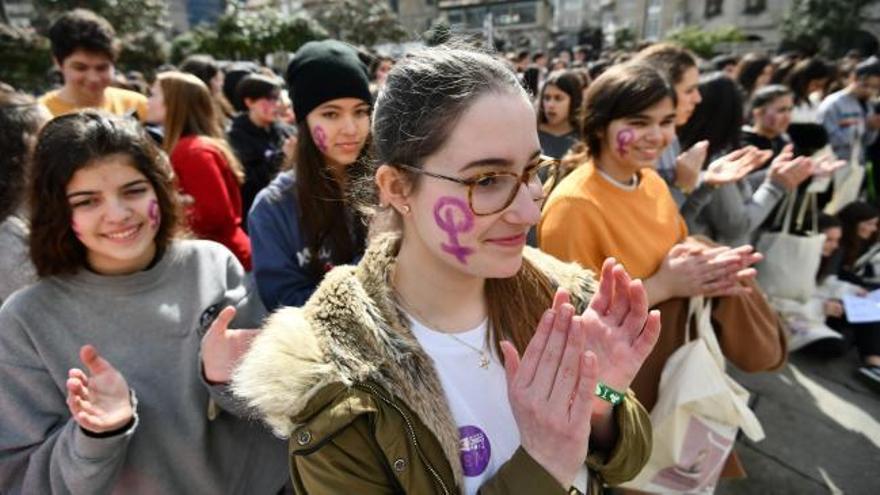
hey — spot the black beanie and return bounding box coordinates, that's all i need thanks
[286,40,372,123]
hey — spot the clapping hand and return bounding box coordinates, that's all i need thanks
[703,146,771,187]
[810,155,846,177]
[675,140,709,191]
[500,259,660,488]
[201,306,259,384]
[650,242,761,303]
[66,345,133,434]
[768,145,812,190]
[581,258,661,414]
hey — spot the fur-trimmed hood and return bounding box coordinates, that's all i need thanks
[232,233,597,487]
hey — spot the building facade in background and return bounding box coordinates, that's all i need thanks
[1,0,34,28]
[437,0,554,49]
[598,0,880,54]
[393,0,439,35]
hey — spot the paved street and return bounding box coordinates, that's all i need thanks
[718,350,880,495]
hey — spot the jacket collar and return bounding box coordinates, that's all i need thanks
[233,232,596,488]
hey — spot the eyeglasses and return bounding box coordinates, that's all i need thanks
[397,156,559,216]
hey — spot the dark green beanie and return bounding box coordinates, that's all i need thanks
[286,40,371,123]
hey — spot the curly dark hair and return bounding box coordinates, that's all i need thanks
[30,111,181,277]
[48,9,119,63]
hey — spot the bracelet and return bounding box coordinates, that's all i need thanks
[594,382,625,405]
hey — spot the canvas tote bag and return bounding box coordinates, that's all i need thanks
[621,297,765,494]
[623,297,764,494]
[756,191,826,302]
[824,132,865,215]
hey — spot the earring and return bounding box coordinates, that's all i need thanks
[402,205,411,214]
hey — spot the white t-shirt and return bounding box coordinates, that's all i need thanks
[408,315,588,494]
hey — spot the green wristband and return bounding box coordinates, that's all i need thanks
[594,382,625,405]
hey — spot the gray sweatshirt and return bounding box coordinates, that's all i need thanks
[817,89,878,165]
[0,212,36,304]
[685,171,785,247]
[0,240,288,494]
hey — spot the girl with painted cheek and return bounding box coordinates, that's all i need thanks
[0,112,288,494]
[248,40,371,310]
[537,70,584,160]
[235,45,662,495]
[741,85,798,165]
[755,92,794,139]
[541,63,783,482]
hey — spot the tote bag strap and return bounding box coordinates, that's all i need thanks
[795,192,820,234]
[684,297,722,356]
[772,191,798,233]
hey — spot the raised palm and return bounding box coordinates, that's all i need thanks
[704,146,769,186]
[66,345,133,434]
[578,259,660,407]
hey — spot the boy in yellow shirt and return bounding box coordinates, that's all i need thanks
[39,9,147,120]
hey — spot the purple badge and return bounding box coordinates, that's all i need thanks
[459,425,491,477]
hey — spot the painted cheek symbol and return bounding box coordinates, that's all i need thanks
[71,219,82,239]
[616,128,635,156]
[433,196,475,265]
[312,125,328,153]
[148,199,160,229]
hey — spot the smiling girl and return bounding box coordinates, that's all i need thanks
[247,40,371,310]
[0,112,287,493]
[234,44,659,495]
[540,63,786,483]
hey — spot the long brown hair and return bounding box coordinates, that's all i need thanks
[295,119,368,278]
[367,43,558,356]
[157,71,244,183]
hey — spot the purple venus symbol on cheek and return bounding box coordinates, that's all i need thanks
[616,128,635,156]
[148,199,160,229]
[433,196,475,264]
[312,126,328,153]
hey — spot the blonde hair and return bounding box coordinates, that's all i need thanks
[157,71,244,183]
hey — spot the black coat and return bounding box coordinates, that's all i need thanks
[227,114,295,223]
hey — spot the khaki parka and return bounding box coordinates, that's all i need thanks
[233,234,653,494]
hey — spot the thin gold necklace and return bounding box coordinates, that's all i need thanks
[392,284,491,370]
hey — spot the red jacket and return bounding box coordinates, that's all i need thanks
[171,135,252,270]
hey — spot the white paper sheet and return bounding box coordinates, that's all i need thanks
[843,294,880,323]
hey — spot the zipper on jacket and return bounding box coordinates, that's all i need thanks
[357,383,452,495]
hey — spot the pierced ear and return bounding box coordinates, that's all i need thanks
[375,164,412,212]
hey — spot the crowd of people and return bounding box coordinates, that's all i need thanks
[1,7,880,495]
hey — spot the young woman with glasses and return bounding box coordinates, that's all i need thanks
[233,44,660,495]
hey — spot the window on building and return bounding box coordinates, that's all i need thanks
[705,0,723,18]
[744,0,766,14]
[645,0,663,40]
[491,2,538,26]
